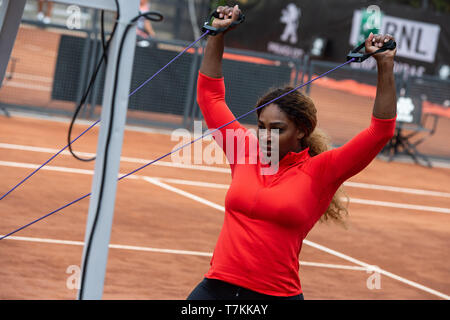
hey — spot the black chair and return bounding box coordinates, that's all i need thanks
[0,107,9,117]
[382,95,439,168]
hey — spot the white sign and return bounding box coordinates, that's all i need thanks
[280,3,301,44]
[268,3,304,59]
[350,10,441,63]
[397,97,415,123]
[267,41,304,59]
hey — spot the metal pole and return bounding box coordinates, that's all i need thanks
[75,28,93,113]
[174,0,182,39]
[0,2,138,298]
[81,8,99,118]
[293,58,300,86]
[183,45,200,128]
[88,13,104,120]
[0,0,26,89]
[306,55,312,95]
[87,44,103,119]
[77,0,139,300]
[51,0,117,11]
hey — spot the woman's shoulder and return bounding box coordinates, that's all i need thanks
[300,149,333,175]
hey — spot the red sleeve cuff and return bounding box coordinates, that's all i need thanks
[198,71,224,81]
[371,114,397,122]
[370,114,397,138]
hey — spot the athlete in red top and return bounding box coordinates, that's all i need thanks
[187,5,397,300]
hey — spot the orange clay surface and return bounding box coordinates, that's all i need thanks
[0,25,449,300]
[0,115,449,300]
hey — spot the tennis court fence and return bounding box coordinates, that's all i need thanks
[1,7,449,161]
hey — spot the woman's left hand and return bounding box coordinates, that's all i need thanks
[365,33,396,63]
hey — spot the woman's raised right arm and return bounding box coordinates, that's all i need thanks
[197,5,248,169]
[199,32,225,78]
[199,5,240,78]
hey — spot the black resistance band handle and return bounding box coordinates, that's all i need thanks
[347,39,396,62]
[140,11,164,22]
[201,10,245,36]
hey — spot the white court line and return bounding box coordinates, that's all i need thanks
[0,160,449,214]
[143,177,450,300]
[0,235,367,271]
[5,111,184,137]
[143,177,225,212]
[302,240,450,300]
[0,235,212,257]
[0,160,448,298]
[5,73,53,83]
[3,112,450,170]
[343,181,450,199]
[0,160,97,176]
[2,81,51,92]
[0,143,229,173]
[1,142,450,197]
[155,177,229,189]
[0,160,226,187]
[343,197,450,214]
[300,261,367,271]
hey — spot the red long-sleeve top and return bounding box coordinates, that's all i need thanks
[197,71,396,296]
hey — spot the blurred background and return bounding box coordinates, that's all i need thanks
[1,0,449,164]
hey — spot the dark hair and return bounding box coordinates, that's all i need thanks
[256,87,317,141]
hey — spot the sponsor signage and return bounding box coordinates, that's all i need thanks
[350,9,441,63]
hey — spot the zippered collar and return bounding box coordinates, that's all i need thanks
[260,147,311,176]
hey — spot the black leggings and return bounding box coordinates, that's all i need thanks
[187,278,304,300]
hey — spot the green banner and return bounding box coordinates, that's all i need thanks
[357,5,383,44]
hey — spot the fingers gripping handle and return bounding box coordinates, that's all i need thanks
[201,10,245,36]
[347,39,396,62]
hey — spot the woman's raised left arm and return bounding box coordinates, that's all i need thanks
[305,33,398,187]
[369,32,397,119]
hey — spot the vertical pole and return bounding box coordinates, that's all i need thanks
[183,45,200,128]
[81,8,99,118]
[87,33,103,119]
[300,54,308,91]
[306,55,313,95]
[75,26,92,111]
[0,0,26,89]
[77,0,139,300]
[293,58,300,86]
[174,0,182,39]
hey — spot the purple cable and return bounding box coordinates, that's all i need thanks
[0,31,210,202]
[129,31,209,97]
[0,58,354,241]
[119,58,355,180]
[0,120,100,201]
[0,194,91,240]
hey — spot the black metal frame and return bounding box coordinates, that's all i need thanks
[382,114,439,168]
[1,4,448,163]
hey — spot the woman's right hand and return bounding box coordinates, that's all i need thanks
[212,5,242,33]
[200,5,242,77]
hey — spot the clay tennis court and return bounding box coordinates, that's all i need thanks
[1,22,450,300]
[1,113,449,300]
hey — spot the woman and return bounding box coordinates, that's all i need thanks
[37,0,53,25]
[187,5,397,300]
[136,0,156,44]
